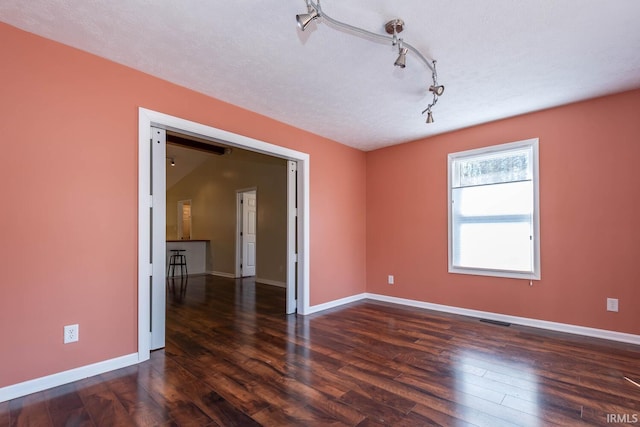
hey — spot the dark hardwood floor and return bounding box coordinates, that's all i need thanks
[2,275,639,426]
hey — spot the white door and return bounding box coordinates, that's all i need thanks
[286,161,298,314]
[150,127,166,350]
[241,190,257,277]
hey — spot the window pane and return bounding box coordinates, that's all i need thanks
[452,181,533,273]
[454,148,531,188]
[453,181,532,217]
[454,222,532,272]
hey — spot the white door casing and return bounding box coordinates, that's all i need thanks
[241,190,257,277]
[138,108,310,363]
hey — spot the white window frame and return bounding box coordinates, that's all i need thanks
[447,138,541,280]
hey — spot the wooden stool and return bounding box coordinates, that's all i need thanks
[167,249,188,277]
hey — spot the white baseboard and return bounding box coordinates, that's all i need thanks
[302,292,640,345]
[207,270,235,278]
[0,353,139,403]
[305,293,367,315]
[255,278,286,288]
[207,273,288,288]
[364,293,640,346]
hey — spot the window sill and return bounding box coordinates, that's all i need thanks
[449,266,540,281]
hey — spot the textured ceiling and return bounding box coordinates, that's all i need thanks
[2,1,640,151]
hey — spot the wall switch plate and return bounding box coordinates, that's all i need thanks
[606,298,619,312]
[64,324,79,343]
[388,275,394,285]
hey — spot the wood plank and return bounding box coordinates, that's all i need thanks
[44,383,94,426]
[104,370,173,426]
[147,353,258,426]
[77,380,136,427]
[7,393,54,427]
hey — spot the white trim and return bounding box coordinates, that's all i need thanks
[296,157,310,315]
[137,111,152,360]
[305,293,367,315]
[138,108,311,362]
[255,278,286,288]
[150,127,167,350]
[364,293,640,345]
[0,353,138,403]
[447,138,541,281]
[302,292,640,345]
[207,270,236,279]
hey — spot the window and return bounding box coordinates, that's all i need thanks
[448,138,540,280]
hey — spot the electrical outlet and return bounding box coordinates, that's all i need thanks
[606,298,619,312]
[388,275,394,285]
[64,324,79,343]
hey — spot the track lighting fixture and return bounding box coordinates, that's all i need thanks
[425,111,434,123]
[296,5,320,30]
[421,61,443,123]
[295,0,444,124]
[430,85,445,97]
[394,45,408,68]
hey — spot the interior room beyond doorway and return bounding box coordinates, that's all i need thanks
[165,133,289,286]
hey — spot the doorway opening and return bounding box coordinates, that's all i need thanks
[236,189,257,278]
[177,199,191,240]
[138,108,309,360]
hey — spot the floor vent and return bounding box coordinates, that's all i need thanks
[479,318,511,327]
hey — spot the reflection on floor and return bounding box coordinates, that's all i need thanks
[167,275,189,301]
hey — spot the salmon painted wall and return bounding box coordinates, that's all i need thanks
[367,89,640,335]
[0,23,366,388]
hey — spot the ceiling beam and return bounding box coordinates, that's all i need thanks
[166,133,227,155]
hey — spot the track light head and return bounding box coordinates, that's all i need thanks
[429,85,445,96]
[394,47,408,68]
[426,111,434,123]
[296,8,319,30]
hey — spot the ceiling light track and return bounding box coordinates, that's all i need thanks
[296,0,444,123]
